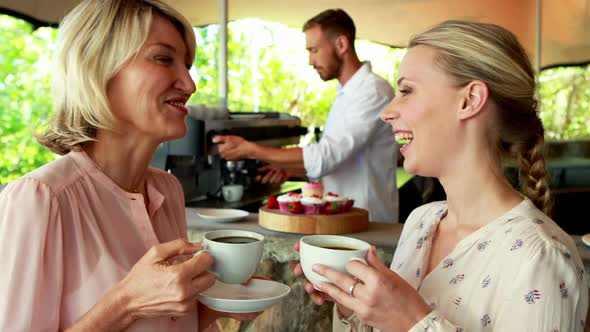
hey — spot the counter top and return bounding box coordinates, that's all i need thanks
[186,207,403,248]
[185,181,307,212]
[185,207,399,332]
[186,207,590,268]
[574,235,590,265]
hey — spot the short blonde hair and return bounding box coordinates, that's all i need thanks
[410,21,552,216]
[38,0,195,155]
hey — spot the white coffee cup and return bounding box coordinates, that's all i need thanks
[299,235,370,287]
[222,184,244,202]
[201,229,264,284]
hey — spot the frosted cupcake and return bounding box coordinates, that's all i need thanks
[301,182,324,198]
[277,192,301,213]
[300,196,326,215]
[323,192,348,214]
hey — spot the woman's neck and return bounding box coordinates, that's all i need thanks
[84,131,159,195]
[438,154,523,228]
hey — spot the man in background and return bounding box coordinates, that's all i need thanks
[213,9,399,223]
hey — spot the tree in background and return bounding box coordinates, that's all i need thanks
[0,16,589,185]
[539,66,590,140]
[0,16,56,184]
[190,19,404,135]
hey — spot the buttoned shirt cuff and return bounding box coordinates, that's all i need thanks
[302,144,322,179]
[332,305,373,332]
[408,310,457,331]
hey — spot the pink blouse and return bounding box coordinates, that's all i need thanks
[0,150,198,331]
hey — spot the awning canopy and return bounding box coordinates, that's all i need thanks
[1,0,589,69]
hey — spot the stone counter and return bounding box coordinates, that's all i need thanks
[186,208,400,332]
[573,235,590,274]
[186,208,590,331]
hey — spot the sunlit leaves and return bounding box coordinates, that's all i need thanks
[1,15,589,185]
[539,66,590,140]
[0,15,57,185]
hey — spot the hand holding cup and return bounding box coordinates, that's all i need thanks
[294,235,370,318]
[200,230,264,284]
[299,235,370,288]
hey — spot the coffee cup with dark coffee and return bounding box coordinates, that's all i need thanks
[199,229,264,284]
[299,235,370,288]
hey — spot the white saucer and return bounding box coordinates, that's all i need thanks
[198,279,290,313]
[582,234,590,247]
[195,208,249,223]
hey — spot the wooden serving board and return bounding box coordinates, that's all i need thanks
[258,207,369,234]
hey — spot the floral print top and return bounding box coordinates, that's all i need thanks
[334,198,588,331]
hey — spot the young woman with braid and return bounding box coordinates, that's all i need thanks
[294,20,588,331]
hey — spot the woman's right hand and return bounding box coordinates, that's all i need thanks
[118,239,216,321]
[293,241,354,318]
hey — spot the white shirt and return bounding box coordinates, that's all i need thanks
[334,198,588,331]
[303,62,398,223]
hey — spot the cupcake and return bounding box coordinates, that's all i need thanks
[323,192,348,214]
[277,192,301,213]
[301,196,326,215]
[301,182,324,198]
[343,199,355,212]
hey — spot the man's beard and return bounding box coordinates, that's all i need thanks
[317,52,343,81]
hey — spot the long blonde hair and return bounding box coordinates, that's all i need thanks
[410,21,552,216]
[37,0,195,155]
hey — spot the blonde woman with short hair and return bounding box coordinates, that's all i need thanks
[0,1,259,330]
[296,20,588,331]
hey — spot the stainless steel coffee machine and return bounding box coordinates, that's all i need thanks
[150,108,307,207]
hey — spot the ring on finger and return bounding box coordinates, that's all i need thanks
[348,279,360,297]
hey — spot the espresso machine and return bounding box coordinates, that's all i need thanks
[150,106,307,207]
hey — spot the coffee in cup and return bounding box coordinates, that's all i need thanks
[200,229,264,284]
[299,235,370,287]
[319,246,356,250]
[211,236,259,244]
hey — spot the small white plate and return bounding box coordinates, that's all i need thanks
[582,234,590,247]
[198,279,291,313]
[195,208,249,223]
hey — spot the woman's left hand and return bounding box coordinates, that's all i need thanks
[210,309,261,322]
[198,301,261,330]
[241,275,272,286]
[201,275,269,323]
[313,246,432,332]
[198,304,261,332]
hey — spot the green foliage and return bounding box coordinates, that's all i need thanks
[189,19,403,145]
[0,16,56,185]
[539,66,590,140]
[0,16,589,185]
[190,19,340,129]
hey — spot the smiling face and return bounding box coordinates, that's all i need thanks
[305,25,342,81]
[106,14,196,143]
[381,45,467,177]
